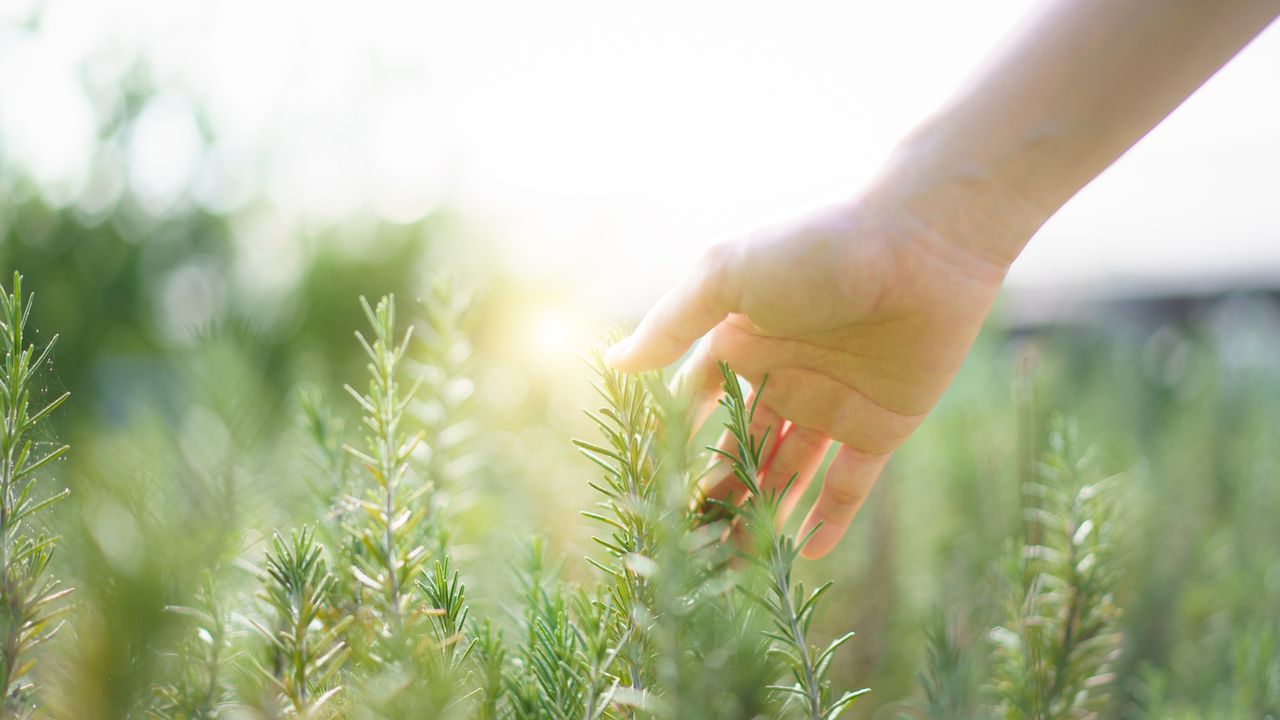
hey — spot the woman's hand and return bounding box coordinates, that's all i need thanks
[606,184,1017,558]
[605,0,1280,557]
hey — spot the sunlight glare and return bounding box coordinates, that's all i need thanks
[530,309,575,359]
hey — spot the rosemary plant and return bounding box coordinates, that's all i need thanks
[990,419,1122,720]
[469,618,507,720]
[150,575,234,719]
[342,296,429,644]
[574,347,662,695]
[408,274,480,554]
[574,350,860,719]
[298,386,349,501]
[642,373,775,720]
[0,280,1152,719]
[711,362,868,720]
[508,542,588,719]
[336,294,480,718]
[247,527,351,718]
[0,273,71,715]
[297,387,366,624]
[899,610,977,720]
[417,556,474,686]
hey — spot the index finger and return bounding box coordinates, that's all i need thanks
[606,242,741,372]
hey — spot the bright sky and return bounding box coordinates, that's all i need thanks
[2,0,1278,316]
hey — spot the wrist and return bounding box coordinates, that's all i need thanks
[870,118,1053,271]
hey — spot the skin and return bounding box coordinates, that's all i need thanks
[606,0,1280,558]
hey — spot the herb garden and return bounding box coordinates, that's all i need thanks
[6,270,1256,720]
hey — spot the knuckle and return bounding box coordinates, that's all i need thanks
[786,426,828,452]
[699,240,734,271]
[779,415,824,446]
[697,241,742,306]
[649,321,687,350]
[824,479,866,509]
[704,324,742,362]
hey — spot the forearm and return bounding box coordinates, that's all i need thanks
[877,0,1280,267]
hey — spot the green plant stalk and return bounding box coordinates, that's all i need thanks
[470,618,507,720]
[575,347,663,698]
[713,369,820,718]
[0,273,71,706]
[250,527,351,717]
[647,374,759,719]
[991,418,1122,720]
[151,573,232,718]
[712,362,867,720]
[906,609,976,720]
[418,555,474,679]
[410,273,480,554]
[344,295,426,640]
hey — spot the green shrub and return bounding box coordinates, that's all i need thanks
[0,275,1168,720]
[125,289,868,719]
[0,274,71,718]
[901,419,1126,720]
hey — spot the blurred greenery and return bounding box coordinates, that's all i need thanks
[2,20,1279,720]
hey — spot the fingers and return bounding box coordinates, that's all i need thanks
[761,424,832,526]
[606,243,741,372]
[701,394,783,507]
[753,366,923,457]
[797,445,889,559]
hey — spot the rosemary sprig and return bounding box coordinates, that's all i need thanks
[574,346,663,696]
[343,295,428,642]
[711,362,868,720]
[149,574,235,719]
[0,273,72,715]
[990,418,1123,720]
[248,527,352,717]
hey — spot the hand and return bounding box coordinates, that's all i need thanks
[605,183,1018,558]
[612,0,1276,558]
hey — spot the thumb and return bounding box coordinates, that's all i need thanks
[606,242,741,372]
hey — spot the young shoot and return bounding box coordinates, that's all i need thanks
[343,296,428,641]
[711,362,868,720]
[248,527,351,717]
[0,273,72,712]
[990,418,1123,720]
[151,574,235,719]
[574,347,663,693]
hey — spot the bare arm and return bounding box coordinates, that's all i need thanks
[886,0,1280,266]
[607,0,1280,558]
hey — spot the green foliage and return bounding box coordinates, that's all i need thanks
[417,556,474,680]
[502,541,624,719]
[298,387,349,502]
[989,419,1123,720]
[470,618,507,720]
[343,295,429,642]
[7,272,1262,720]
[409,274,481,553]
[627,366,776,720]
[246,527,351,717]
[899,420,1128,720]
[149,575,234,719]
[8,53,1276,716]
[0,273,71,715]
[899,610,977,720]
[711,363,869,720]
[332,295,475,718]
[574,345,664,695]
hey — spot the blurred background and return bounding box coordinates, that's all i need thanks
[2,0,1278,716]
